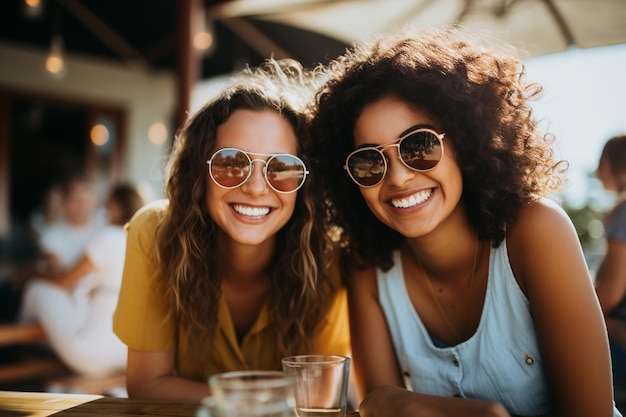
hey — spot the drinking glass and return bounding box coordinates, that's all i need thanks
[199,370,296,417]
[281,355,351,417]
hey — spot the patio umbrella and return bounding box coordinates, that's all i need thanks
[211,0,626,59]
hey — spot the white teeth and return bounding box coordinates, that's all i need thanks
[391,189,432,208]
[233,204,270,218]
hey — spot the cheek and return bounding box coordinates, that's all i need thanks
[281,194,298,215]
[359,188,383,213]
[205,182,222,216]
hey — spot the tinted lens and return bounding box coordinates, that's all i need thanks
[347,149,386,187]
[266,154,307,192]
[210,149,251,188]
[399,130,443,170]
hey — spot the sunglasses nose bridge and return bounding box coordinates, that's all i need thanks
[383,142,422,186]
[241,158,271,191]
[378,142,403,166]
[248,158,269,171]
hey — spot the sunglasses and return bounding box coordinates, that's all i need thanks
[207,147,309,193]
[344,127,445,187]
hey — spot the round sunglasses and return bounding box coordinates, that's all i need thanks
[207,147,309,193]
[344,127,445,187]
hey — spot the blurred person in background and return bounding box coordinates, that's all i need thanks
[594,134,626,387]
[0,176,103,322]
[19,182,145,377]
[30,183,65,239]
[35,175,105,277]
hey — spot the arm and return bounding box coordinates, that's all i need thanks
[507,200,615,417]
[126,348,210,401]
[113,202,210,401]
[595,237,626,314]
[359,386,509,417]
[347,265,403,399]
[43,254,95,289]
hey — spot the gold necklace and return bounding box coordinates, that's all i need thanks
[413,235,479,343]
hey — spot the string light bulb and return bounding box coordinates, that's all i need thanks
[193,11,216,56]
[45,35,66,77]
[23,0,44,18]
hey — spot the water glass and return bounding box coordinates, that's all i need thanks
[200,370,296,417]
[281,354,351,417]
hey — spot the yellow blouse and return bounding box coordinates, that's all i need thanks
[113,200,350,381]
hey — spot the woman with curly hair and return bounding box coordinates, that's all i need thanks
[313,27,620,416]
[113,59,349,400]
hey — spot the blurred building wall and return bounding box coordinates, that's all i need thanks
[0,42,176,201]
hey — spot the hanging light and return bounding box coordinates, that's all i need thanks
[23,0,44,18]
[43,0,66,78]
[193,9,217,56]
[45,35,66,77]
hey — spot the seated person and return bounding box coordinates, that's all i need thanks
[314,26,621,417]
[19,183,145,376]
[1,176,103,322]
[113,59,350,401]
[594,134,626,387]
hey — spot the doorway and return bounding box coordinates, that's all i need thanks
[0,89,126,263]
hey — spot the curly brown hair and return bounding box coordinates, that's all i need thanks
[154,59,336,358]
[313,26,567,271]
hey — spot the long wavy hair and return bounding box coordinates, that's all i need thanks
[313,26,567,272]
[154,59,336,358]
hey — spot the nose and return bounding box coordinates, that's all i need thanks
[241,160,269,195]
[384,148,414,187]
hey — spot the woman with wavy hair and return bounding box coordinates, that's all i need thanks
[313,27,620,416]
[113,59,349,400]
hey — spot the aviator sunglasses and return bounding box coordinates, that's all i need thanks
[344,126,445,187]
[207,147,309,193]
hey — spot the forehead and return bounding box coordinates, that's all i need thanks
[215,109,298,154]
[65,182,93,197]
[354,96,441,146]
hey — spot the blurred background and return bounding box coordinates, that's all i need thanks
[0,0,625,270]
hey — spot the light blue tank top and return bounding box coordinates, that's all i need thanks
[377,239,622,417]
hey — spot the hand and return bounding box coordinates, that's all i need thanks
[359,385,510,417]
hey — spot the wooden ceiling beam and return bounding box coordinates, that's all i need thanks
[57,0,152,71]
[219,16,292,60]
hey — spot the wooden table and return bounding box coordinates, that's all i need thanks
[0,391,200,417]
[0,390,361,416]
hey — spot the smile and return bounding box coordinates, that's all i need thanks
[390,189,432,209]
[232,204,271,218]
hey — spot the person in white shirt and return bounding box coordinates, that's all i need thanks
[36,177,104,272]
[19,182,145,376]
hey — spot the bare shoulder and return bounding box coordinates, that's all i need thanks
[507,198,584,293]
[508,198,576,244]
[513,198,570,226]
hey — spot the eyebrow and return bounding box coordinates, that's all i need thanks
[355,123,438,149]
[398,123,436,137]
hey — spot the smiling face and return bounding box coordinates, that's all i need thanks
[353,95,464,238]
[206,108,300,247]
